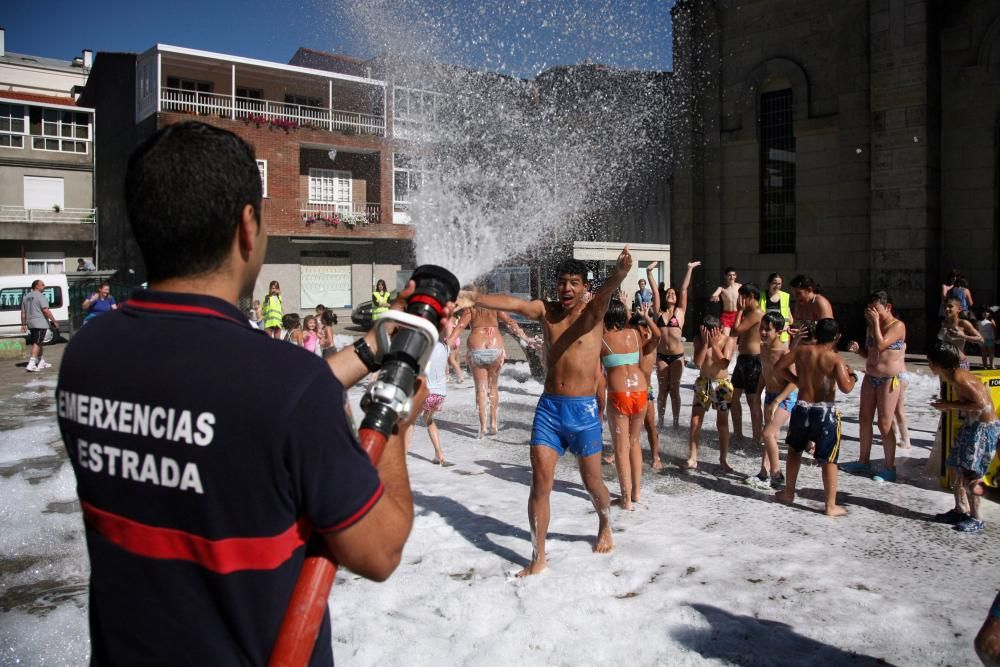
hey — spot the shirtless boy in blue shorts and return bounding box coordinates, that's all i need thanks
[459,247,632,576]
[773,318,858,516]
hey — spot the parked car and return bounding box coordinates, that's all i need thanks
[350,300,375,330]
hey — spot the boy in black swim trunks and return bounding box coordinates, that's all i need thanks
[774,318,858,516]
[729,284,765,444]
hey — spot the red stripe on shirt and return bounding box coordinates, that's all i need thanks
[123,300,247,326]
[317,484,384,533]
[82,501,311,574]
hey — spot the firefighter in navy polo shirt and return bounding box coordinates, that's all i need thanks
[56,121,435,665]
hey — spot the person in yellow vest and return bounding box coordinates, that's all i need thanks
[759,273,793,343]
[372,279,391,320]
[261,280,283,338]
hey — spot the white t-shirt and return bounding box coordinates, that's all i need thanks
[978,319,996,341]
[426,341,449,396]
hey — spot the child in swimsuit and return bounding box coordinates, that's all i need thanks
[656,260,700,428]
[685,314,734,472]
[403,334,451,465]
[773,319,858,517]
[841,291,907,482]
[928,340,999,534]
[602,297,648,509]
[977,307,996,370]
[747,312,796,490]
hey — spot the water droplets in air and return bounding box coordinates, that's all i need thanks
[338,0,679,285]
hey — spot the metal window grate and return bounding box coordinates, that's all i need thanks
[759,89,796,253]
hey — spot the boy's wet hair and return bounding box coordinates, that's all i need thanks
[814,318,839,343]
[281,313,301,330]
[554,258,589,283]
[790,275,820,292]
[944,295,962,308]
[761,312,785,331]
[702,314,720,330]
[927,340,961,369]
[867,290,891,306]
[321,310,336,326]
[604,299,628,330]
[738,283,760,301]
[724,266,736,274]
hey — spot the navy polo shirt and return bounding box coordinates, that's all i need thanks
[57,289,382,665]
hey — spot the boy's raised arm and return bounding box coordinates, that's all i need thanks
[458,291,546,321]
[588,246,633,318]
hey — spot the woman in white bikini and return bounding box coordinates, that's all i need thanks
[453,283,528,438]
[655,260,700,428]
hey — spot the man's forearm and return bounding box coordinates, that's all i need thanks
[475,294,540,319]
[328,329,379,388]
[375,429,415,549]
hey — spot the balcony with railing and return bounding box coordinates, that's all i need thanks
[160,89,386,136]
[0,206,96,224]
[298,202,381,228]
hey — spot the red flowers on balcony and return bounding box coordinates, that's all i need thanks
[241,113,298,132]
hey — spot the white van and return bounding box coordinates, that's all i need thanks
[0,274,71,340]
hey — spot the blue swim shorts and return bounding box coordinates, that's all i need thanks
[786,402,841,464]
[531,393,603,458]
[764,389,798,413]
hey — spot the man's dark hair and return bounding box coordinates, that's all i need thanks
[738,283,760,301]
[31,279,43,289]
[814,318,839,344]
[927,340,961,370]
[790,275,820,292]
[724,266,736,275]
[867,290,890,307]
[554,258,589,283]
[702,314,720,330]
[125,122,262,282]
[604,300,628,330]
[762,312,785,331]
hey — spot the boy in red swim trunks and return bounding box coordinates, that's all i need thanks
[710,266,741,358]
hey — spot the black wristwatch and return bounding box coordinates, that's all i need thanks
[352,337,381,372]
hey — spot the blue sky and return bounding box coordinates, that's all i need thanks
[3,0,673,78]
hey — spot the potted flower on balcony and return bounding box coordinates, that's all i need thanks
[269,118,298,133]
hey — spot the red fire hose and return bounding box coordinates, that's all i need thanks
[268,428,389,667]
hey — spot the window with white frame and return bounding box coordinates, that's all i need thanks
[392,154,435,212]
[256,160,268,198]
[25,252,65,275]
[308,169,352,210]
[0,103,27,148]
[166,77,213,94]
[31,108,90,153]
[392,86,445,136]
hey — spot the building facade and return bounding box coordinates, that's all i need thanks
[669,0,1000,351]
[81,44,413,313]
[0,29,96,275]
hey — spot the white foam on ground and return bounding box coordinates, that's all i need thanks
[1,361,996,665]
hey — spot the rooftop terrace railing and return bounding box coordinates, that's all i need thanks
[160,88,386,137]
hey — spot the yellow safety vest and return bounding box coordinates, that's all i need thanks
[759,290,792,342]
[372,290,391,319]
[262,294,283,329]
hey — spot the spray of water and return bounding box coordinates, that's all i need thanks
[339,0,678,286]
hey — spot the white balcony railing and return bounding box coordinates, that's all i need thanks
[160,88,385,137]
[0,206,96,224]
[299,202,381,227]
